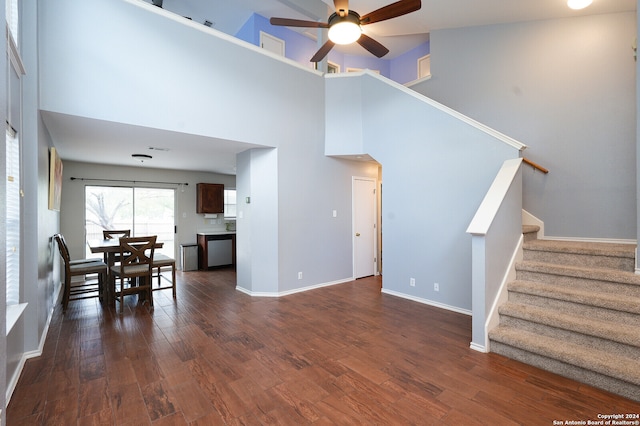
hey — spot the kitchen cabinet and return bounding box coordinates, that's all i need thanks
[197,232,235,269]
[196,183,224,214]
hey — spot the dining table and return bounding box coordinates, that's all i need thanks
[87,238,164,306]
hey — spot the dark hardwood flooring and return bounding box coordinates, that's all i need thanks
[7,270,640,425]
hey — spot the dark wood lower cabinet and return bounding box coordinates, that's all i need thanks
[197,233,236,269]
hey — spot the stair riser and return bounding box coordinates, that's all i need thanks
[490,341,640,402]
[508,291,640,326]
[516,270,640,298]
[499,315,639,359]
[523,250,635,272]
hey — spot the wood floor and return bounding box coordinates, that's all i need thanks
[7,270,640,425]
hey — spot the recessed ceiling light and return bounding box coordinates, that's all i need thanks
[567,0,592,10]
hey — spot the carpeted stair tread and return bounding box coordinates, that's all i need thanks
[523,239,635,258]
[489,326,640,386]
[508,280,640,315]
[517,260,640,287]
[499,302,640,347]
[522,225,540,234]
[522,225,540,242]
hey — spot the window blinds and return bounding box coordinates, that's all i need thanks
[6,124,20,306]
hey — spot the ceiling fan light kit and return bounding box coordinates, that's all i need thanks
[328,11,362,45]
[270,0,421,62]
[567,0,592,10]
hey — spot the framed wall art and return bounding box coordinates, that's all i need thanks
[48,147,63,211]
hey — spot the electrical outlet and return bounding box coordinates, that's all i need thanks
[298,272,303,280]
[410,278,415,287]
[434,282,439,292]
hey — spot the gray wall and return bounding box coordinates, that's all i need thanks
[40,0,378,296]
[327,73,522,311]
[413,12,637,240]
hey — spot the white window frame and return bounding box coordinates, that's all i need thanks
[6,124,20,307]
[327,61,340,73]
[224,189,236,219]
[6,0,28,334]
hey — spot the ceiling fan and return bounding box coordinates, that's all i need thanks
[270,0,421,63]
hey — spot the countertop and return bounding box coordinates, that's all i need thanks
[197,230,236,235]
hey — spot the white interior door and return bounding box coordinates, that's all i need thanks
[353,177,377,279]
[260,31,285,56]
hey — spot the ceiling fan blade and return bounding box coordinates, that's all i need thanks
[334,0,349,16]
[270,17,329,28]
[310,40,336,62]
[356,34,389,58]
[360,0,421,25]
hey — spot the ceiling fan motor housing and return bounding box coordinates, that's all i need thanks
[328,10,361,26]
[328,10,362,45]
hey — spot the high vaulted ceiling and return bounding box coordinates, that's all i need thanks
[47,0,636,175]
[149,0,636,58]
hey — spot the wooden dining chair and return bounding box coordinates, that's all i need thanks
[54,234,108,313]
[110,235,156,314]
[102,229,130,239]
[152,253,176,298]
[102,229,131,264]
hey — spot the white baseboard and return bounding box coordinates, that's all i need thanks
[470,342,487,353]
[6,303,55,407]
[236,277,354,297]
[542,236,636,245]
[522,209,544,238]
[484,234,523,353]
[380,288,472,316]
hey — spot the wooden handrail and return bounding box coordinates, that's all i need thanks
[522,157,548,174]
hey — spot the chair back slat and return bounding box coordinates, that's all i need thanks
[103,229,131,240]
[118,236,156,272]
[54,234,71,270]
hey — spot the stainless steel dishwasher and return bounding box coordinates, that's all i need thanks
[207,238,233,267]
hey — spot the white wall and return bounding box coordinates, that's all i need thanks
[413,12,637,240]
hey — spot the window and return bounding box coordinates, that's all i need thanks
[6,0,18,46]
[6,124,20,306]
[85,186,176,257]
[327,61,340,73]
[224,189,236,218]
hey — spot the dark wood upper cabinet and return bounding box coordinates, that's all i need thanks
[196,183,224,214]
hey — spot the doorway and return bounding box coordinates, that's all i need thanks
[260,31,285,56]
[353,177,377,279]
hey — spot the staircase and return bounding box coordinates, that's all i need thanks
[489,226,640,402]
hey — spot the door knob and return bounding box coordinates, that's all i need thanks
[356,233,361,236]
